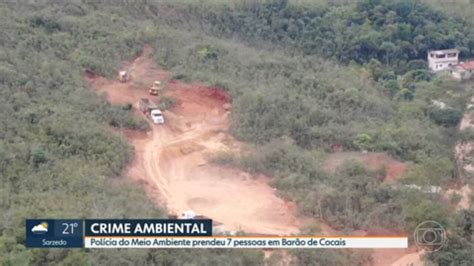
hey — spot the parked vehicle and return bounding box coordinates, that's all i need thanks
[118,70,130,82]
[149,80,161,95]
[138,98,164,124]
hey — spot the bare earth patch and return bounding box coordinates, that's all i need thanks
[85,46,300,235]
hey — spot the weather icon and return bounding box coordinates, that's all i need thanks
[31,222,48,233]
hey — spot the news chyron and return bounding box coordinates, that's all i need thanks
[26,219,408,249]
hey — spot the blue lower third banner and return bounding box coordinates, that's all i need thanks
[26,219,84,248]
[26,219,408,249]
[26,219,212,248]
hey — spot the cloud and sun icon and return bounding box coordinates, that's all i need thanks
[31,222,48,233]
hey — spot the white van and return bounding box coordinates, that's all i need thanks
[150,109,164,124]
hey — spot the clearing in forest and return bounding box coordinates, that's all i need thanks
[86,46,300,235]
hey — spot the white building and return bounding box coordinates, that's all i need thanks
[427,49,459,72]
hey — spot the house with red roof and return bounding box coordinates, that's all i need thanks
[451,60,474,80]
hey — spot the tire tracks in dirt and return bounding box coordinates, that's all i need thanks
[86,46,301,236]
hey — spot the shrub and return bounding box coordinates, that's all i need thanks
[31,149,47,167]
[353,133,373,151]
[209,151,237,166]
[158,96,177,110]
[428,107,463,127]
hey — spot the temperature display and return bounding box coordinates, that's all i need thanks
[26,219,84,248]
[62,222,79,235]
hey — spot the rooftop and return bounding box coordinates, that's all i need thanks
[459,60,474,70]
[430,48,459,55]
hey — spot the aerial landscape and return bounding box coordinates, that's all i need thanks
[0,0,473,265]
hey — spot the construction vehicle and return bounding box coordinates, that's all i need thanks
[138,98,164,124]
[118,70,130,83]
[149,80,162,96]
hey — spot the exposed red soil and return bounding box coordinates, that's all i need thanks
[85,46,300,235]
[372,248,424,266]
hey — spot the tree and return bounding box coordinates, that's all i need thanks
[383,79,401,97]
[381,41,396,65]
[427,107,462,127]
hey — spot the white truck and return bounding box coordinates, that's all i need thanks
[138,98,164,124]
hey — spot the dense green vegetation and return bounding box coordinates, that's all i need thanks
[0,1,261,264]
[149,0,473,264]
[163,0,474,68]
[1,0,472,265]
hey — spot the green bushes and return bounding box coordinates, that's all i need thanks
[353,133,374,151]
[459,128,474,142]
[158,96,177,110]
[161,0,473,71]
[0,2,264,264]
[427,106,463,127]
[427,210,474,265]
[210,151,237,166]
[290,248,371,266]
[31,149,48,167]
[151,26,463,161]
[148,6,473,264]
[402,157,453,187]
[1,0,472,264]
[106,104,150,131]
[225,140,409,231]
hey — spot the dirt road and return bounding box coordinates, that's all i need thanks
[87,47,300,235]
[143,88,300,234]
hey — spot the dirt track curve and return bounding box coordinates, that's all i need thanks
[86,46,300,235]
[86,46,428,265]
